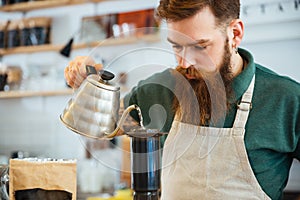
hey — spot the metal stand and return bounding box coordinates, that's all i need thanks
[133,191,160,200]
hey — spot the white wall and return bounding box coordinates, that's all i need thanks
[240,0,300,82]
[0,96,85,159]
[242,39,300,82]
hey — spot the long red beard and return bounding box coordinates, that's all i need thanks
[172,43,234,126]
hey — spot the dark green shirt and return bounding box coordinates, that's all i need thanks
[124,48,300,200]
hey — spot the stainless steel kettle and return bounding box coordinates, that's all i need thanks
[60,65,140,139]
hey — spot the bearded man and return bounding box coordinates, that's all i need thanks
[64,0,300,199]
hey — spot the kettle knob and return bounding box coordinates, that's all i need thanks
[100,70,115,81]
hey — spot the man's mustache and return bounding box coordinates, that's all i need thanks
[175,65,204,80]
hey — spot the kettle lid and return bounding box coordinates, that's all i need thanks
[86,67,120,91]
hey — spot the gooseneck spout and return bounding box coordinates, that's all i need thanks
[104,104,143,138]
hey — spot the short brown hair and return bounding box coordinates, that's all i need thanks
[155,0,240,27]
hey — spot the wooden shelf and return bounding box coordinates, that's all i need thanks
[0,88,73,99]
[0,0,106,12]
[0,44,62,55]
[0,33,161,55]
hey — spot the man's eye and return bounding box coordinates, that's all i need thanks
[194,45,206,50]
[172,45,183,50]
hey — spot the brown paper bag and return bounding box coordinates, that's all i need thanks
[9,158,77,200]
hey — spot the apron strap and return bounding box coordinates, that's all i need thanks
[233,75,255,129]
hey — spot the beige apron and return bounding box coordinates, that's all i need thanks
[161,76,271,200]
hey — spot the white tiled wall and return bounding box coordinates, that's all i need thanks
[0,95,85,160]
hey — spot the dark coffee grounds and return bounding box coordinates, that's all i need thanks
[15,188,72,200]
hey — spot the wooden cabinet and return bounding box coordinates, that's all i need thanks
[0,0,160,98]
[0,0,160,56]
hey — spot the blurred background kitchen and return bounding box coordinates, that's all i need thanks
[0,0,299,199]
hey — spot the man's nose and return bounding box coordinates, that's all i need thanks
[179,48,195,68]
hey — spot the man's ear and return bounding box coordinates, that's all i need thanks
[229,19,244,48]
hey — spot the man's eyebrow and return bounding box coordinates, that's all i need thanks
[167,37,210,46]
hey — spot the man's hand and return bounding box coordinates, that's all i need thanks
[64,56,103,88]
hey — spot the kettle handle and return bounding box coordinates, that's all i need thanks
[86,65,97,76]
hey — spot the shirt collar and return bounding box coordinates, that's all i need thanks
[230,48,256,103]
